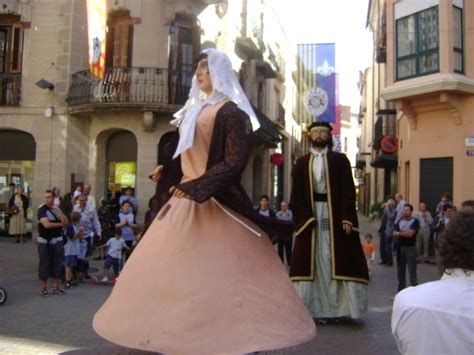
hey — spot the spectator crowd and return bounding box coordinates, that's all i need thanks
[35,184,145,296]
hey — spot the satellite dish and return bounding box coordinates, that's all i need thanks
[44,107,53,117]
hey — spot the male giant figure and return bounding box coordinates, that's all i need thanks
[290,121,368,322]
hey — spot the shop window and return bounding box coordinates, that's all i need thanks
[0,129,35,236]
[396,6,439,80]
[106,131,137,200]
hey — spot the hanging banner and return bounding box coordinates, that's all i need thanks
[302,43,336,123]
[315,43,336,123]
[86,0,107,80]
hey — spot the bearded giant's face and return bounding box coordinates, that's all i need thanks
[309,127,332,149]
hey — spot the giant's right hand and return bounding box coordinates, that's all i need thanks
[148,165,164,183]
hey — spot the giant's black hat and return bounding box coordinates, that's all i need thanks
[308,121,333,132]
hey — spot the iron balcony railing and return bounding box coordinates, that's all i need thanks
[66,67,192,107]
[373,109,397,149]
[0,74,21,106]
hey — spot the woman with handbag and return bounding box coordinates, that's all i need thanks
[8,186,29,244]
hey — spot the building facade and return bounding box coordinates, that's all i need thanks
[198,0,300,206]
[382,0,474,213]
[358,0,399,217]
[0,0,222,234]
[0,0,299,234]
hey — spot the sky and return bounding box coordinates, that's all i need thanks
[269,0,374,112]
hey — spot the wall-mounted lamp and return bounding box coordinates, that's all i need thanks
[35,79,55,91]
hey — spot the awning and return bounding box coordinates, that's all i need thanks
[370,154,397,169]
[252,105,282,148]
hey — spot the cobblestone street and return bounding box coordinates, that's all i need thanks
[0,214,439,354]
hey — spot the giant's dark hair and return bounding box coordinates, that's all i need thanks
[437,212,474,273]
[192,52,208,72]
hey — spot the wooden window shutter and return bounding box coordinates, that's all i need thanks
[10,25,23,73]
[105,26,115,68]
[127,24,133,67]
[106,10,133,68]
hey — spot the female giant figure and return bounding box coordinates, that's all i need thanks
[93,48,316,354]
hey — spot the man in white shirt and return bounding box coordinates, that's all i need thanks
[83,183,96,208]
[391,211,474,355]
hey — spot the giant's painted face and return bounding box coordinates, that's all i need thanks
[195,59,212,95]
[310,127,331,148]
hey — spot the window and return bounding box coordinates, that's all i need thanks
[453,6,463,73]
[0,24,23,74]
[106,10,134,68]
[0,15,23,106]
[168,14,200,104]
[396,6,439,80]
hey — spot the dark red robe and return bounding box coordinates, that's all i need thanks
[289,151,369,284]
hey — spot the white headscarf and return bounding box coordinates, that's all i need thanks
[170,48,260,159]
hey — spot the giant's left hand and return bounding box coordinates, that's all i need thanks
[343,223,352,235]
[169,186,191,199]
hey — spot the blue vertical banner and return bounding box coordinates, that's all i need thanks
[315,43,336,123]
[300,43,336,124]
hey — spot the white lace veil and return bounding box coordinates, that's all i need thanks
[170,48,260,159]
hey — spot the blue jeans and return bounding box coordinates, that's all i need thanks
[397,246,418,291]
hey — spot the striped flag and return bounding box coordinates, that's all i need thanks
[86,0,106,80]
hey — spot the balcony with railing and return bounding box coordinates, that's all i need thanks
[372,109,397,149]
[371,109,398,169]
[66,67,192,114]
[0,74,21,106]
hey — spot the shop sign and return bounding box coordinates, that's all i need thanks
[270,153,284,166]
[465,136,474,147]
[381,134,398,154]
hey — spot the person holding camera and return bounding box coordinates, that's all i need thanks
[8,186,29,244]
[37,190,69,296]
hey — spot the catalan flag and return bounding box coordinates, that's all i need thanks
[86,0,106,80]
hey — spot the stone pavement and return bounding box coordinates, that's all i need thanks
[0,214,439,354]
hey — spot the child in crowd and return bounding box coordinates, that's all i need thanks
[116,201,137,261]
[97,228,130,282]
[362,233,376,273]
[64,212,82,289]
[73,185,82,202]
[95,198,114,261]
[76,229,88,283]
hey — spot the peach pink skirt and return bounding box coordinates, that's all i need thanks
[93,196,316,354]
